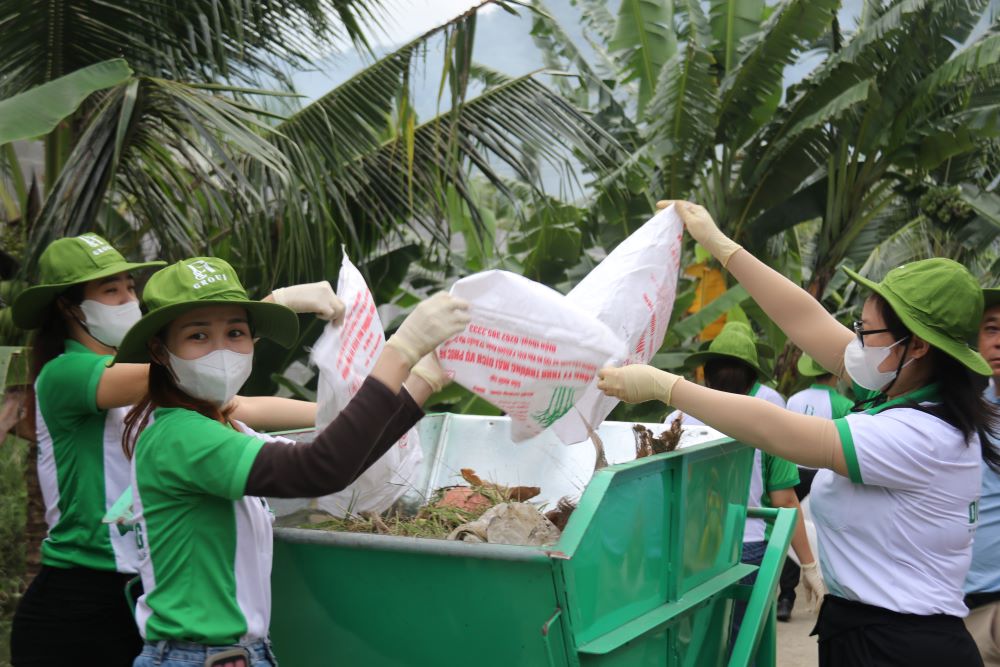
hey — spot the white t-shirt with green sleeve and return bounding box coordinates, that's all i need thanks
[34,339,138,572]
[131,407,294,644]
[810,384,981,616]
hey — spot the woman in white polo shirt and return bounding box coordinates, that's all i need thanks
[9,235,344,667]
[599,202,998,666]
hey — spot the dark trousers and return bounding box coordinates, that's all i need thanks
[812,594,984,667]
[11,564,143,667]
[779,467,817,604]
[730,540,767,647]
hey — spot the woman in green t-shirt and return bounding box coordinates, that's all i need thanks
[9,236,346,667]
[113,256,466,667]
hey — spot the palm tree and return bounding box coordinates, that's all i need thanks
[0,0,622,578]
[530,0,1000,388]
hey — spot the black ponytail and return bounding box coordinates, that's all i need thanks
[873,294,1000,472]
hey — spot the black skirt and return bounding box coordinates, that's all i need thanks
[812,594,983,667]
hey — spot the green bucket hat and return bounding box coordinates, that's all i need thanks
[114,257,299,363]
[684,321,772,380]
[11,234,165,329]
[843,258,990,376]
[796,354,830,377]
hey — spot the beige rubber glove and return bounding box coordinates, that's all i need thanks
[800,561,828,613]
[597,365,680,404]
[656,200,743,268]
[410,352,451,393]
[271,281,345,322]
[386,292,471,366]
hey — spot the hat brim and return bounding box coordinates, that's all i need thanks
[11,260,166,329]
[114,299,299,363]
[797,355,830,377]
[684,350,771,381]
[844,267,991,376]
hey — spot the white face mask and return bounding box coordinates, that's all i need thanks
[78,299,142,348]
[843,337,912,392]
[166,348,253,407]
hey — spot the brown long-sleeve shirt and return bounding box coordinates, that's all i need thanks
[244,376,423,498]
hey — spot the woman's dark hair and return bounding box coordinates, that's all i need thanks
[872,293,1000,472]
[25,284,87,437]
[704,358,757,396]
[30,284,86,379]
[122,336,234,459]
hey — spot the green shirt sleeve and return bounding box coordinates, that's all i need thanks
[762,452,799,492]
[35,348,111,419]
[833,416,864,483]
[153,412,266,500]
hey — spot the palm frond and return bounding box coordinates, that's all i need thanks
[608,0,676,114]
[781,0,931,127]
[0,0,386,96]
[708,0,765,75]
[22,76,292,274]
[644,39,718,198]
[740,79,874,218]
[717,0,838,148]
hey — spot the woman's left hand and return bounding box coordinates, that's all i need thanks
[271,281,346,322]
[410,352,451,394]
[800,561,828,612]
[597,365,680,404]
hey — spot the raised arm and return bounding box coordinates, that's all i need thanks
[668,201,853,379]
[242,292,470,497]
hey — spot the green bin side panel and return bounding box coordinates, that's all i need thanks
[671,596,734,667]
[557,464,674,647]
[555,442,752,652]
[575,596,733,667]
[677,444,754,595]
[579,625,670,667]
[270,535,569,667]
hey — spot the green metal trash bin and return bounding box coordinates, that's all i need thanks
[269,414,794,666]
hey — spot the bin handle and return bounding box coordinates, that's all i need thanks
[541,607,564,666]
[727,506,797,667]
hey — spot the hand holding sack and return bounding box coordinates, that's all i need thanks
[386,292,471,366]
[271,281,346,322]
[310,252,423,517]
[597,365,680,405]
[551,204,684,443]
[410,352,450,393]
[656,200,743,267]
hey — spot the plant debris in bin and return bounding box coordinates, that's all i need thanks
[279,418,683,545]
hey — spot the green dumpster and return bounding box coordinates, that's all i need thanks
[269,414,795,666]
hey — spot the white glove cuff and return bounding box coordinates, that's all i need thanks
[385,336,420,366]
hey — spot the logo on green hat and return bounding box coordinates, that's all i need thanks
[78,234,115,257]
[185,259,229,289]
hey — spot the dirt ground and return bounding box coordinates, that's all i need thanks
[775,583,819,667]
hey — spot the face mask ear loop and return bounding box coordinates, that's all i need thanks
[874,336,912,403]
[152,342,180,384]
[65,302,104,347]
[849,336,912,411]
